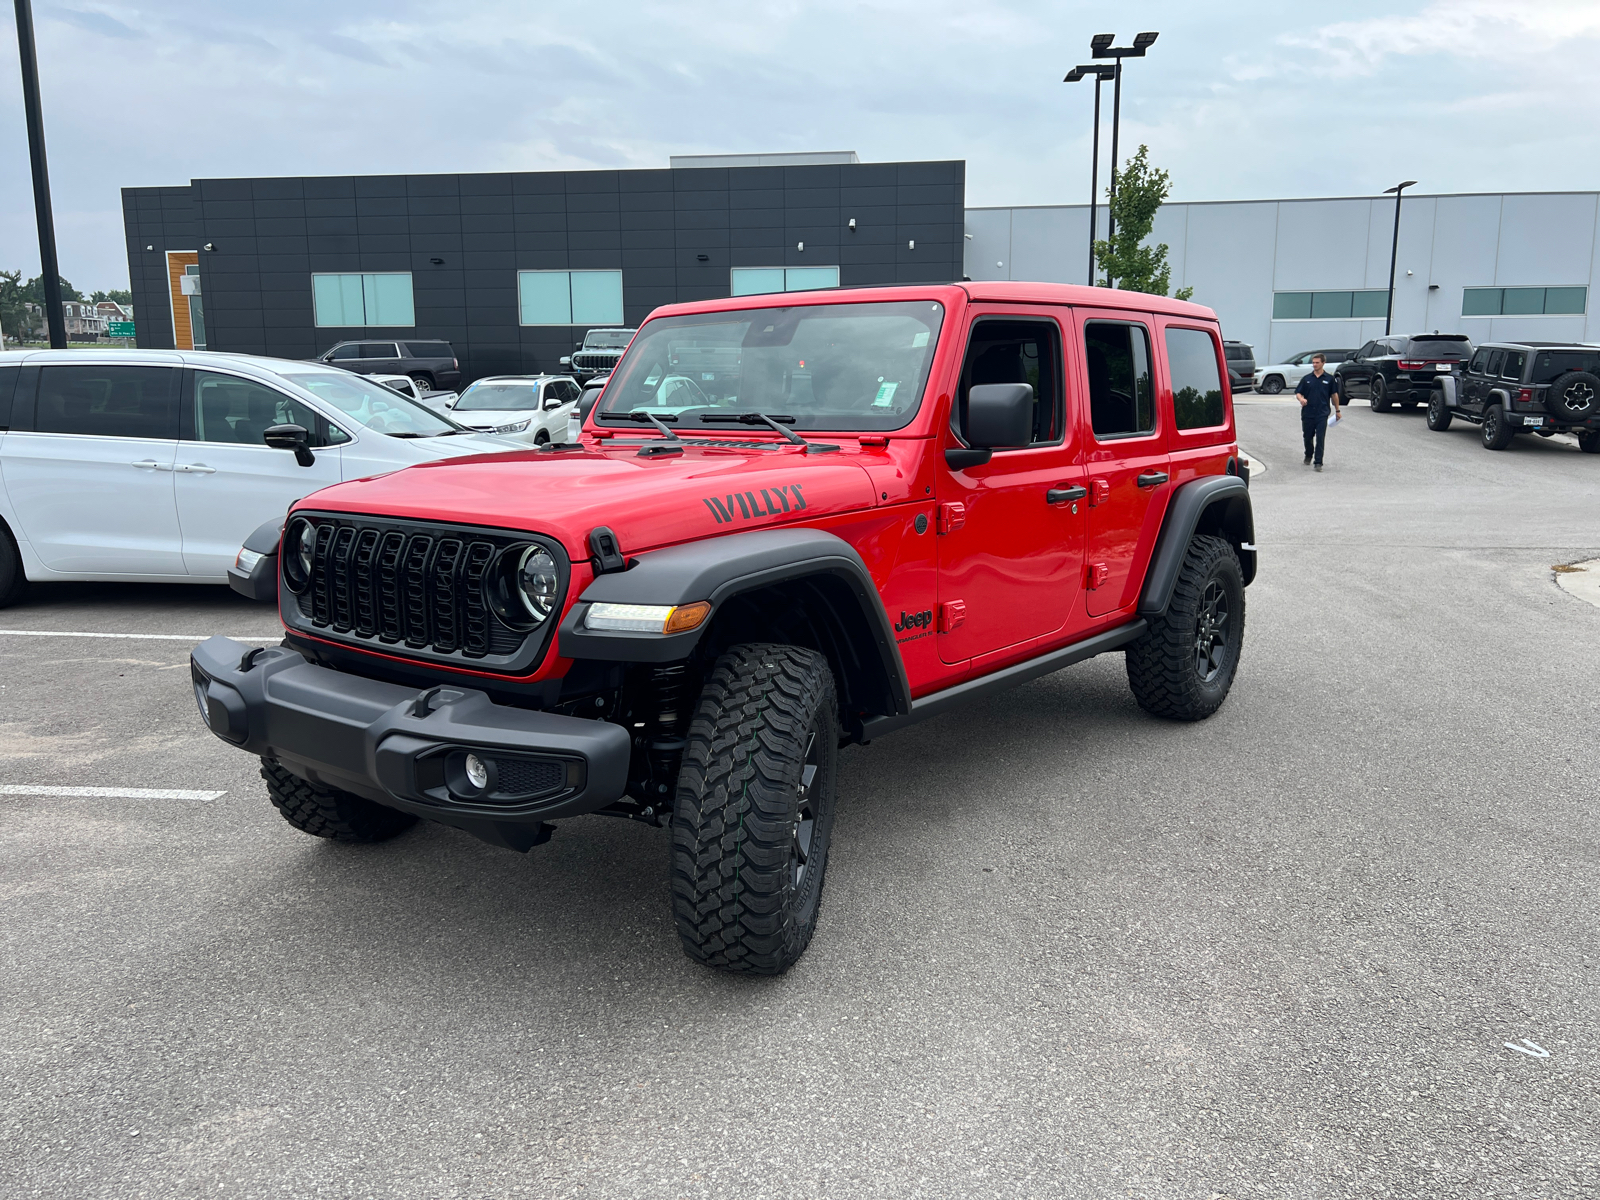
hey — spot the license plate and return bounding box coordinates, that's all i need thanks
[1523,416,1544,427]
[1435,364,1452,372]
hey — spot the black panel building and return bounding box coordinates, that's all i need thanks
[122,155,965,384]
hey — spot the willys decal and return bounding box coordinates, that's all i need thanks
[703,483,808,525]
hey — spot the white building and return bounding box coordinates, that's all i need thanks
[964,190,1599,363]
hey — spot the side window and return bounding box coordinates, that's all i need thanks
[1485,350,1504,377]
[1355,341,1376,360]
[1467,349,1491,375]
[955,318,1063,446]
[35,365,179,439]
[1500,351,1526,380]
[1165,327,1226,430]
[0,364,18,429]
[359,343,398,359]
[1085,321,1155,439]
[192,371,333,447]
[329,345,359,361]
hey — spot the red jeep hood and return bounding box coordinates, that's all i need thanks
[297,440,881,556]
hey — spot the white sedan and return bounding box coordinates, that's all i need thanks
[444,375,582,445]
[1254,350,1356,395]
[0,348,517,606]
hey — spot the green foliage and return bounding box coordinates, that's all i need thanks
[91,288,133,304]
[22,273,82,302]
[1092,145,1195,302]
[0,269,25,339]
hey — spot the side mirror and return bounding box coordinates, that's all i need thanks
[263,423,316,468]
[444,396,457,408]
[966,383,1034,449]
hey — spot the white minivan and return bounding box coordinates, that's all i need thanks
[0,349,517,606]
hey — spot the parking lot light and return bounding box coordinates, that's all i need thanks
[1084,32,1160,285]
[1383,181,1418,335]
[1065,64,1116,286]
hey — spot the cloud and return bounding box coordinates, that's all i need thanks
[48,6,142,39]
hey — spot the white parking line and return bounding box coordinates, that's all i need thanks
[0,630,280,642]
[0,785,226,801]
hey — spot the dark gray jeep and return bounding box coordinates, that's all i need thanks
[1429,342,1600,452]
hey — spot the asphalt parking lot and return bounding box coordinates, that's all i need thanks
[3,403,1598,1199]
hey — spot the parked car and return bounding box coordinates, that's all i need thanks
[445,375,582,445]
[1254,349,1356,395]
[0,349,515,606]
[1224,341,1255,394]
[561,328,636,381]
[189,280,1256,976]
[1336,333,1473,410]
[1429,341,1600,452]
[372,373,457,411]
[316,339,461,390]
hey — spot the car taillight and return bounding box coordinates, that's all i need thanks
[1519,388,1533,404]
[453,359,459,369]
[1398,359,1428,371]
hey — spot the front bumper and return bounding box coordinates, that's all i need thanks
[190,636,631,850]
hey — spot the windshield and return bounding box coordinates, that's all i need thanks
[278,371,463,436]
[597,301,945,432]
[454,381,543,412]
[1407,337,1472,357]
[584,330,634,350]
[1531,349,1600,383]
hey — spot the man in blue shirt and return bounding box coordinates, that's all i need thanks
[1296,353,1341,471]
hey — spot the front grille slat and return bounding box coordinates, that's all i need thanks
[289,515,554,670]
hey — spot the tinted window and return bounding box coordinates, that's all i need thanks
[1086,322,1155,438]
[956,319,1063,447]
[1530,349,1600,383]
[358,343,398,359]
[405,342,452,359]
[193,371,333,446]
[1355,342,1377,359]
[1224,344,1253,361]
[1486,350,1504,375]
[35,365,179,439]
[1500,351,1526,381]
[0,364,17,429]
[1407,337,1471,358]
[1467,349,1492,374]
[328,345,359,361]
[1165,328,1226,430]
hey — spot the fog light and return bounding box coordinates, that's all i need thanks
[465,753,488,790]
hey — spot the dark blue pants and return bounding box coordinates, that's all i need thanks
[1302,404,1328,465]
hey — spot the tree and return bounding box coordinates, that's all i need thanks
[0,270,25,341]
[1092,145,1194,301]
[22,273,82,303]
[91,288,132,304]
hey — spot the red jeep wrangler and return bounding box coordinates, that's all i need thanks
[193,283,1254,974]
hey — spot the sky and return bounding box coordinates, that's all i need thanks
[2,0,1597,292]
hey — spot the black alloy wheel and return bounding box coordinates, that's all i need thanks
[1194,580,1231,683]
[1482,403,1516,451]
[1370,375,1391,411]
[1261,375,1284,395]
[1427,391,1453,431]
[791,730,820,890]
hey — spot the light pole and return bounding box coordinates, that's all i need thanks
[1090,31,1158,288]
[1382,180,1416,336]
[13,0,67,349]
[1064,64,1114,286]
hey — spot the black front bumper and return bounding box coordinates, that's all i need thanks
[190,636,631,850]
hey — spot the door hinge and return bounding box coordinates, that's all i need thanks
[937,502,966,534]
[1087,562,1110,589]
[939,599,967,631]
[1089,478,1111,506]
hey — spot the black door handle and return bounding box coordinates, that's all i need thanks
[1046,485,1087,504]
[1136,472,1169,488]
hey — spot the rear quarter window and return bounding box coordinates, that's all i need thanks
[406,342,453,358]
[1165,328,1226,430]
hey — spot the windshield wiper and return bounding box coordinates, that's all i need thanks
[614,410,683,456]
[700,412,839,454]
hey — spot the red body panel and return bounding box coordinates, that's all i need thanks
[283,283,1237,699]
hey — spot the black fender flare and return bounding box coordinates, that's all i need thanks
[1138,476,1255,619]
[558,528,911,718]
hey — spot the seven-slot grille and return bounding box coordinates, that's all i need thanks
[293,518,535,660]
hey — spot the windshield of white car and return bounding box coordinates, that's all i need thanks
[453,381,544,412]
[277,371,465,436]
[596,301,945,432]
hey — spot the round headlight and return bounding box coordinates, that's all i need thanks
[516,547,559,625]
[284,518,316,591]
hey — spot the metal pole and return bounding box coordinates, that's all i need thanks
[1384,186,1405,336]
[14,0,66,349]
[1106,60,1122,289]
[1088,75,1102,286]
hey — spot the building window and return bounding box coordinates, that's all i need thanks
[1272,290,1390,320]
[1462,286,1587,317]
[312,273,415,327]
[518,270,624,326]
[730,266,841,297]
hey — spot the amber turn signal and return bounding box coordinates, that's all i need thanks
[664,601,711,633]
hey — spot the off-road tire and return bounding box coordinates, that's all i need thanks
[1483,403,1515,451]
[260,758,418,842]
[1261,375,1284,395]
[1547,371,1600,421]
[1126,535,1245,722]
[670,643,840,975]
[1578,431,1600,454]
[1427,391,1453,431]
[1370,375,1391,411]
[0,523,27,608]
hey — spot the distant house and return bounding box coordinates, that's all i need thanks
[96,300,132,322]
[63,300,109,339]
